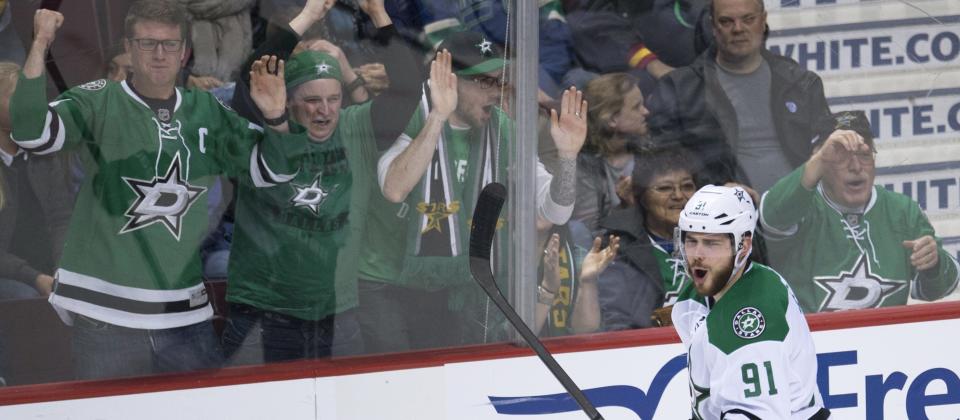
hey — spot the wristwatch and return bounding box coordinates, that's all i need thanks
[537,284,556,305]
[345,74,366,93]
[262,109,288,126]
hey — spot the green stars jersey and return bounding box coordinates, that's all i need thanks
[760,166,960,313]
[10,76,302,329]
[671,263,826,420]
[649,236,690,306]
[227,102,378,320]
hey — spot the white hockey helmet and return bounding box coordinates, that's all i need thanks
[678,185,757,269]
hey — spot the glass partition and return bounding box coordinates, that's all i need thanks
[0,0,956,391]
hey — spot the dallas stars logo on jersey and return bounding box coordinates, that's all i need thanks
[814,254,906,312]
[733,307,765,339]
[289,173,338,216]
[121,154,206,240]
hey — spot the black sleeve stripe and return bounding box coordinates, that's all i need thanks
[29,107,66,155]
[13,108,63,152]
[720,409,762,420]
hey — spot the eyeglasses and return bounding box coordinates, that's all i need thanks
[834,149,877,165]
[130,38,184,53]
[469,75,507,90]
[650,182,697,196]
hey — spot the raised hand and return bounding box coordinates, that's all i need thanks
[902,235,939,272]
[249,55,287,124]
[802,129,871,189]
[550,86,588,160]
[290,0,336,36]
[355,0,392,27]
[356,63,389,95]
[581,235,620,283]
[303,0,336,21]
[33,9,64,47]
[541,233,562,295]
[429,49,458,120]
[815,129,870,165]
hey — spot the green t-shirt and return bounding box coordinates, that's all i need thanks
[227,102,378,320]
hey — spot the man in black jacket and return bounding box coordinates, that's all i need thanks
[646,0,834,193]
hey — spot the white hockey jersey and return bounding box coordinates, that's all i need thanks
[671,263,829,419]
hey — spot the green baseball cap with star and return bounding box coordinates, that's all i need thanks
[436,31,508,76]
[284,51,343,90]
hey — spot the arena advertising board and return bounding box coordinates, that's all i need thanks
[2,317,958,419]
[767,0,960,256]
[444,318,960,419]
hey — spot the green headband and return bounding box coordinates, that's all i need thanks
[284,51,343,89]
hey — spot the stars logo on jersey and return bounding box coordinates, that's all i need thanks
[814,254,906,312]
[732,307,765,339]
[120,155,206,240]
[476,38,493,55]
[289,173,337,216]
[316,61,332,75]
[79,79,107,91]
[418,201,461,234]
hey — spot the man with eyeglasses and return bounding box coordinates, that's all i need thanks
[10,0,307,379]
[646,0,834,194]
[355,31,587,351]
[760,111,959,313]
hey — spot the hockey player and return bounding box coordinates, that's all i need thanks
[11,2,301,379]
[760,111,959,312]
[672,185,829,419]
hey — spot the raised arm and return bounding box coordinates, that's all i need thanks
[232,0,334,122]
[360,0,424,149]
[571,235,619,334]
[380,50,456,203]
[538,87,587,226]
[23,10,63,79]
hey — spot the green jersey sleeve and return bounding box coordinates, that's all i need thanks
[760,165,816,239]
[10,74,100,155]
[202,94,306,186]
[905,199,960,301]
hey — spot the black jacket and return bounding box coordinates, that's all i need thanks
[646,47,835,186]
[0,154,76,287]
[596,207,665,331]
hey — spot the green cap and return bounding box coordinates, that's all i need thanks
[436,31,508,76]
[284,51,343,89]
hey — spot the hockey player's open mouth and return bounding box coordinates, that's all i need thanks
[692,268,708,284]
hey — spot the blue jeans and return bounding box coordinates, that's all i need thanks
[71,315,223,380]
[221,303,363,365]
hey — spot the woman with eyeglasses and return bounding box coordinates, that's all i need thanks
[595,144,700,330]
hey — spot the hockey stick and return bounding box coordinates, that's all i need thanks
[469,182,604,420]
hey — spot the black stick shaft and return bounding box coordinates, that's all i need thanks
[469,183,604,420]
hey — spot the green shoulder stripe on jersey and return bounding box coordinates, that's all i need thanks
[707,264,790,354]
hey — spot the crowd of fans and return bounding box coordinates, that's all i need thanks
[0,0,956,384]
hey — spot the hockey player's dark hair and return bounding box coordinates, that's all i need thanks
[124,0,192,43]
